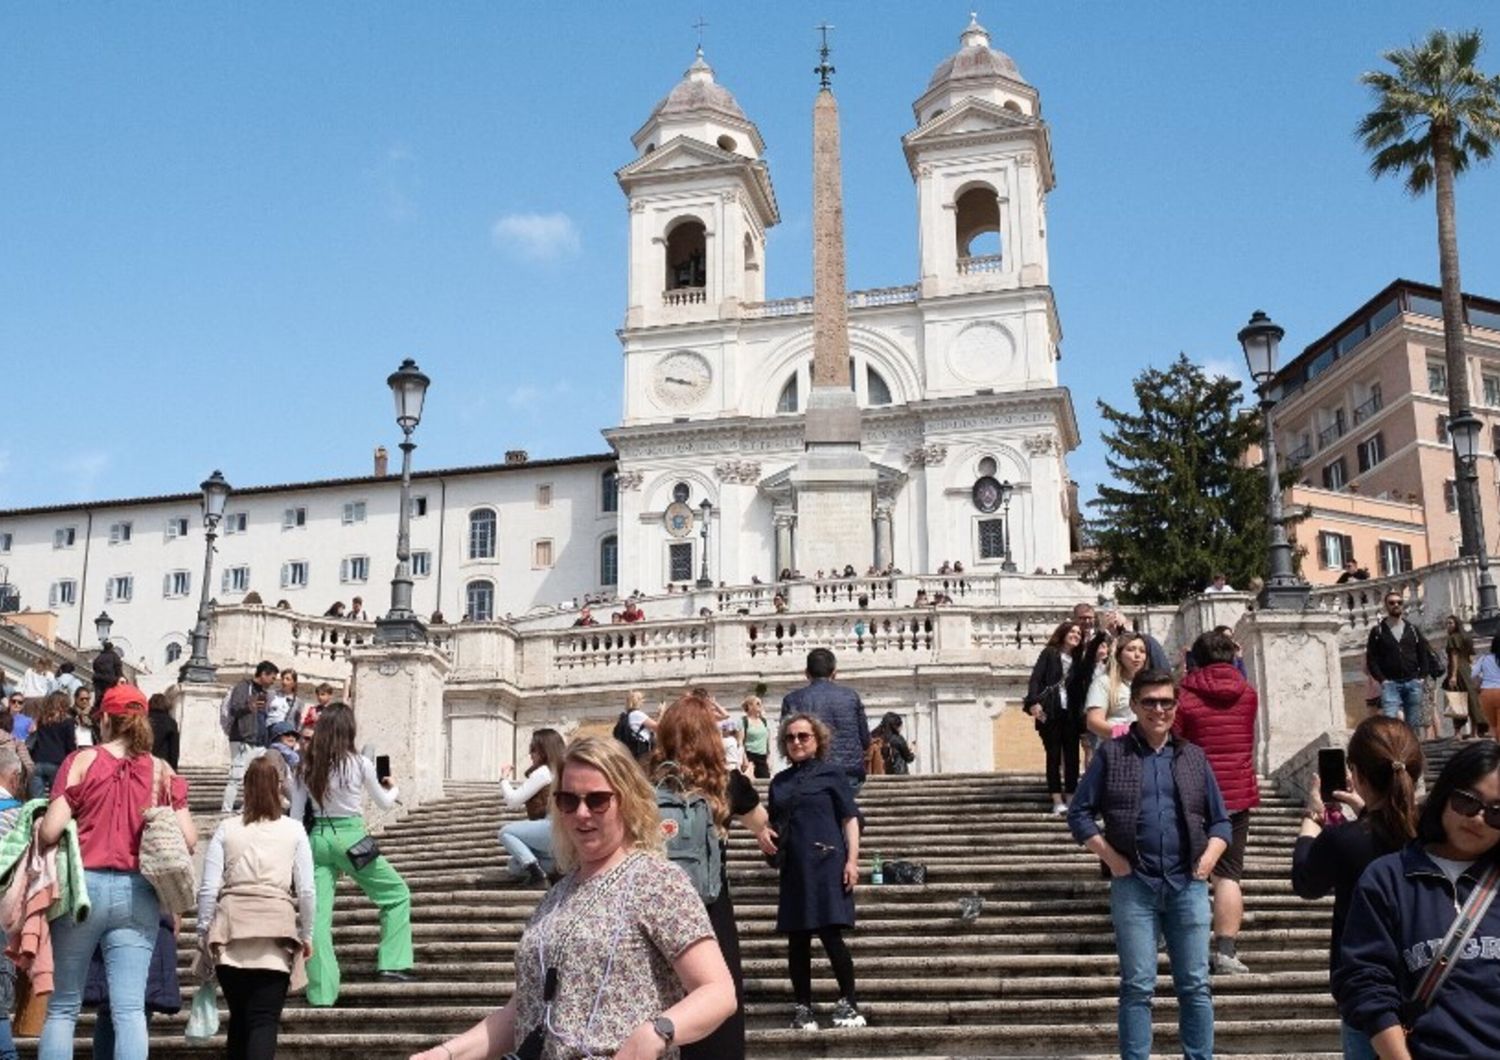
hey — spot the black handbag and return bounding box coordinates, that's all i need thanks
[884,860,927,885]
[346,835,381,871]
[1032,680,1065,733]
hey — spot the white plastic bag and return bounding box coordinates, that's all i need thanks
[184,981,220,1041]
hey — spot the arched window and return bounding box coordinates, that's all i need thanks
[601,469,619,513]
[466,579,495,622]
[468,508,496,560]
[978,456,998,477]
[776,374,799,413]
[600,535,619,587]
[955,185,1002,262]
[867,366,892,406]
[164,642,183,666]
[665,220,707,291]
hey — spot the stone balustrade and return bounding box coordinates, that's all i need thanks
[661,286,706,307]
[1310,556,1476,643]
[957,253,1005,275]
[741,283,918,320]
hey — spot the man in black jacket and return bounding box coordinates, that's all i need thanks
[220,660,278,812]
[1365,591,1442,729]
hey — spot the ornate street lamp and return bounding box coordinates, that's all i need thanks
[1238,310,1309,610]
[180,469,231,683]
[375,358,432,645]
[998,479,1017,572]
[93,610,113,647]
[1447,409,1500,630]
[696,498,713,589]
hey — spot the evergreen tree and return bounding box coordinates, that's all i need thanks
[1087,355,1272,604]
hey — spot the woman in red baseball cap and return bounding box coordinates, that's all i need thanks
[35,683,196,1059]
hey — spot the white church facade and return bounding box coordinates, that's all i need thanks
[0,17,1081,695]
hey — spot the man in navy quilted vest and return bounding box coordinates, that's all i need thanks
[1068,669,1233,1060]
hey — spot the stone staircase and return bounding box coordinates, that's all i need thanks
[29,755,1406,1059]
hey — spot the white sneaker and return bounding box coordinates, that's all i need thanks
[831,998,866,1028]
[1050,803,1069,816]
[790,1004,818,1031]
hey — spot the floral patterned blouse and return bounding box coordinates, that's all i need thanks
[512,850,714,1059]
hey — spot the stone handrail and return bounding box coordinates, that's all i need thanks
[211,604,452,686]
[1308,556,1476,640]
[741,284,919,320]
[957,253,1004,275]
[662,287,706,307]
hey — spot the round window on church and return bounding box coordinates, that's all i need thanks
[672,482,691,504]
[717,134,738,153]
[977,456,998,477]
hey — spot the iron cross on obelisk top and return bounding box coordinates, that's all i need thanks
[815,22,835,87]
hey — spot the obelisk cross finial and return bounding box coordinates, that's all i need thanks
[815,23,835,88]
[693,15,709,53]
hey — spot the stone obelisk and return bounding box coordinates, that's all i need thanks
[790,27,877,573]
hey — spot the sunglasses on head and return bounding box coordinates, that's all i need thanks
[1450,789,1500,829]
[786,731,816,744]
[1136,696,1178,712]
[553,790,617,815]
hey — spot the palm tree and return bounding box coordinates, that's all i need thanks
[1358,28,1500,557]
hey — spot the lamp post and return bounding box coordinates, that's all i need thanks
[180,470,231,683]
[696,498,713,589]
[1446,409,1500,632]
[94,610,113,648]
[998,479,1017,572]
[1238,310,1310,610]
[375,358,432,645]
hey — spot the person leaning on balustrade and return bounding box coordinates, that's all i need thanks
[408,736,735,1060]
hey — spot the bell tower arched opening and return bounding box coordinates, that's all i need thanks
[665,219,707,296]
[955,185,1002,264]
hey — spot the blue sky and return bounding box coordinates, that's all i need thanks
[3,2,1499,511]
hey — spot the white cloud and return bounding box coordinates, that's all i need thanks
[491,212,581,262]
[57,451,110,496]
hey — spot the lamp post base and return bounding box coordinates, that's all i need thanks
[374,615,428,645]
[178,660,219,685]
[1258,581,1311,611]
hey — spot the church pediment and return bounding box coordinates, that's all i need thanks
[904,97,1036,145]
[617,136,740,175]
[617,136,779,225]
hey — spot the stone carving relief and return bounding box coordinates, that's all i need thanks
[616,470,645,492]
[906,443,949,468]
[946,322,1016,386]
[1023,434,1056,455]
[714,460,762,485]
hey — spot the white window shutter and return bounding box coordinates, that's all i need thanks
[280,563,290,588]
[221,568,230,592]
[105,580,115,603]
[48,584,57,607]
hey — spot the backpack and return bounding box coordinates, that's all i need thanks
[654,765,723,903]
[218,687,238,740]
[612,710,652,758]
[866,736,887,776]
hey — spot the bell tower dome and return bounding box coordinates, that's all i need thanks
[617,50,779,329]
[903,14,1056,298]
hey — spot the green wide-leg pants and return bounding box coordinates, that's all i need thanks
[307,816,414,1006]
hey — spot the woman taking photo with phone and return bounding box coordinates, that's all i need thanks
[408,736,735,1060]
[1292,717,1423,1060]
[1333,740,1500,1060]
[290,703,413,1006]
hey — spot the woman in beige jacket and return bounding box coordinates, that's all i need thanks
[197,756,315,1060]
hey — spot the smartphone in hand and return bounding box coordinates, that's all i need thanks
[375,755,391,783]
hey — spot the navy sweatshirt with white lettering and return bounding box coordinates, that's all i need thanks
[1332,844,1500,1058]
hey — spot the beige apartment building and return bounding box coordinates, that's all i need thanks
[1269,280,1500,586]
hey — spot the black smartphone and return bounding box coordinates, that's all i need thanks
[375,755,391,782]
[1318,747,1347,804]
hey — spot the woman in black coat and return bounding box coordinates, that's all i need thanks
[1023,620,1083,816]
[768,712,863,1032]
[871,712,915,775]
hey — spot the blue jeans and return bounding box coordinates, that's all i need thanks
[1110,874,1214,1060]
[39,870,159,1060]
[498,818,554,876]
[1341,1021,1377,1060]
[0,1016,16,1060]
[1380,678,1426,728]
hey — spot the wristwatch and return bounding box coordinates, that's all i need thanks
[651,1015,676,1045]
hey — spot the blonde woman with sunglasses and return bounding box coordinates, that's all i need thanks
[410,736,734,1060]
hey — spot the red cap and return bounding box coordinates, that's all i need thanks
[100,685,148,717]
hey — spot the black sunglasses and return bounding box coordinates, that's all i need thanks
[1136,696,1178,712]
[554,790,617,815]
[786,731,817,744]
[1450,789,1500,829]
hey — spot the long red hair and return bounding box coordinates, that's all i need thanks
[650,693,731,833]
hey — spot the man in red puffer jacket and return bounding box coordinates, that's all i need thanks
[1174,628,1259,976]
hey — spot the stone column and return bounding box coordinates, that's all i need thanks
[873,505,893,570]
[1236,609,1345,777]
[348,642,452,827]
[178,683,231,768]
[774,512,795,576]
[810,88,850,391]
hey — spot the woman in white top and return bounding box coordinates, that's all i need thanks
[289,703,412,1006]
[198,755,315,1060]
[497,728,564,886]
[1085,633,1149,744]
